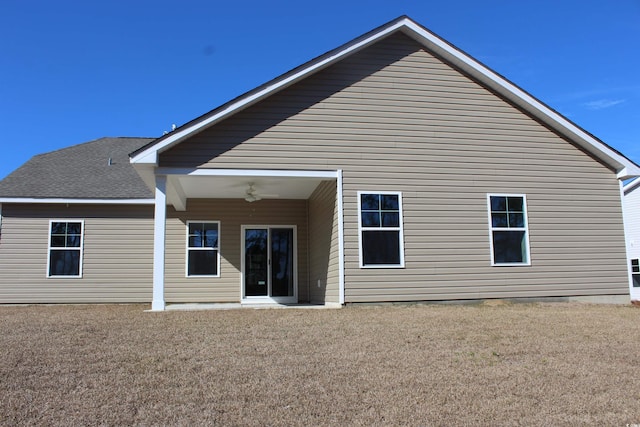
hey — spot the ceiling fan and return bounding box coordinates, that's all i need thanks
[244,183,279,202]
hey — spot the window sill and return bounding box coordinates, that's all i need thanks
[491,263,531,267]
[47,275,83,279]
[186,275,221,278]
[360,264,405,269]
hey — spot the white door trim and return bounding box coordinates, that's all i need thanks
[240,225,298,304]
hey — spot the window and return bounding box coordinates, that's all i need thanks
[186,221,220,277]
[487,194,530,266]
[358,192,404,268]
[632,259,640,288]
[48,220,83,277]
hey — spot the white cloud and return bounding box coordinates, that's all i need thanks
[583,99,626,110]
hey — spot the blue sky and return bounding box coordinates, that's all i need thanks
[1,0,639,180]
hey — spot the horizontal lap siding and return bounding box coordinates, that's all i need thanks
[308,181,340,303]
[164,199,308,303]
[0,204,153,303]
[160,33,628,302]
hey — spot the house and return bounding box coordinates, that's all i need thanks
[1,16,638,310]
[623,178,640,300]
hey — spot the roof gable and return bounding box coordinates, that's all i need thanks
[130,16,640,179]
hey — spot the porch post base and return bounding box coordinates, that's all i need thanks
[151,299,166,311]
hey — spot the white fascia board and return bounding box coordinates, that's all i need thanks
[618,166,640,180]
[0,198,155,205]
[624,177,640,194]
[132,150,157,165]
[155,168,339,179]
[130,23,405,166]
[399,20,639,177]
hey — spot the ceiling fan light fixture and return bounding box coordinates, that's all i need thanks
[244,184,262,202]
[244,182,270,202]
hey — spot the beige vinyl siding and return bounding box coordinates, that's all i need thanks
[164,199,308,303]
[0,204,153,303]
[160,33,628,302]
[308,180,340,303]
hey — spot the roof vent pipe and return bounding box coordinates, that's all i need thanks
[108,157,113,166]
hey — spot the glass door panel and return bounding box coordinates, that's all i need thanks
[270,228,294,297]
[244,228,268,297]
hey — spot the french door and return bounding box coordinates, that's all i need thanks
[242,226,296,303]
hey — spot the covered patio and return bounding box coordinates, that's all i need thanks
[137,168,345,311]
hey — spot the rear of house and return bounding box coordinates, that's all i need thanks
[1,16,638,309]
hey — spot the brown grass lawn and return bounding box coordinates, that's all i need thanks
[1,302,639,426]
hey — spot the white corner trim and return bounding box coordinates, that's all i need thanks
[337,170,345,305]
[0,198,155,205]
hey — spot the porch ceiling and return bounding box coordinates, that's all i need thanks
[170,175,326,200]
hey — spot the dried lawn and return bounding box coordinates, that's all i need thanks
[1,302,639,426]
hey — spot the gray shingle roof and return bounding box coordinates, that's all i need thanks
[0,137,154,199]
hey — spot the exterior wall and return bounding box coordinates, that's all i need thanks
[0,204,153,303]
[308,180,340,303]
[624,182,640,260]
[160,33,629,302]
[164,198,309,303]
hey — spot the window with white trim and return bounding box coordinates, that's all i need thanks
[358,192,404,268]
[48,220,84,277]
[186,221,220,277]
[488,194,530,265]
[632,259,640,288]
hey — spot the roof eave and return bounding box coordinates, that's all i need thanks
[0,197,155,205]
[617,165,640,181]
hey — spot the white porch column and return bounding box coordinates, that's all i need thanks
[337,170,345,305]
[151,175,167,311]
